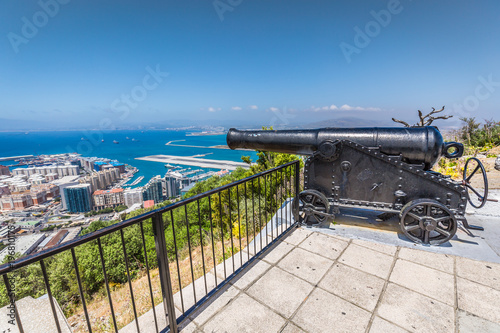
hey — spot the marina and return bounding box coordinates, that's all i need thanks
[136,155,250,171]
[129,176,144,186]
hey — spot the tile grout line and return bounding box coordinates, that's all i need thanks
[277,238,354,333]
[364,246,401,333]
[196,229,313,332]
[294,242,469,309]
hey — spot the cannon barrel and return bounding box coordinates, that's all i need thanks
[227,127,463,170]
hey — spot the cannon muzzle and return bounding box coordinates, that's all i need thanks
[227,127,463,170]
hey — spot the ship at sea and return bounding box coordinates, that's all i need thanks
[113,140,119,144]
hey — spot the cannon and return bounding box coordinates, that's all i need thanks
[227,127,493,245]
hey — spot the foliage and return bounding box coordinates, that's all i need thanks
[114,205,127,212]
[456,117,500,147]
[0,132,301,321]
[84,205,127,217]
[41,225,58,232]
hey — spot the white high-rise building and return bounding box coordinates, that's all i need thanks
[123,188,143,208]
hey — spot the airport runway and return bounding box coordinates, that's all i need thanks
[136,154,250,170]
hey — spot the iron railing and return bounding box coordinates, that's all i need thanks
[0,160,300,333]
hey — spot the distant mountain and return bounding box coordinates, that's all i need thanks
[304,117,394,128]
[0,118,48,131]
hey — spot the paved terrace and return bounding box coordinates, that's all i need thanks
[122,191,500,333]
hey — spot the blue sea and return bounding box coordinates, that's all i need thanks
[0,130,257,187]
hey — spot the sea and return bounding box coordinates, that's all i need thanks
[0,130,257,187]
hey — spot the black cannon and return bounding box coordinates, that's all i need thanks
[227,127,492,245]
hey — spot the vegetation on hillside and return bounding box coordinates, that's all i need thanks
[0,127,302,331]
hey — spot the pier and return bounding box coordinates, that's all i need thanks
[136,155,250,171]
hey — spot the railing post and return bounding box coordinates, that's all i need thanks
[152,212,178,333]
[294,160,301,222]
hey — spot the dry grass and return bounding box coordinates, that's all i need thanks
[67,235,251,332]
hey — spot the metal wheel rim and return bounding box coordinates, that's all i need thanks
[463,157,488,209]
[294,190,330,226]
[400,199,457,245]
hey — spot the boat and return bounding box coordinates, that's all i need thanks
[165,164,173,168]
[101,139,104,142]
[132,138,139,142]
[113,140,119,144]
[126,137,130,140]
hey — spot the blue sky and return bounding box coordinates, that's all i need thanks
[1,0,499,130]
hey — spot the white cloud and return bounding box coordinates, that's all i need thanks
[340,104,354,111]
[308,104,380,112]
[208,107,216,112]
[269,107,279,112]
[249,105,258,110]
[231,106,242,110]
[339,104,381,111]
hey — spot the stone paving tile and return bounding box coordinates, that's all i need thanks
[328,233,351,243]
[378,283,455,333]
[278,247,334,284]
[338,244,394,279]
[292,288,371,333]
[457,277,500,324]
[351,238,397,256]
[189,284,240,327]
[174,273,217,312]
[369,316,409,333]
[319,263,385,311]
[282,227,312,245]
[298,232,349,260]
[261,240,295,264]
[202,293,286,333]
[389,259,455,306]
[211,252,249,280]
[247,267,314,318]
[281,322,306,333]
[457,310,500,333]
[231,259,271,290]
[398,247,454,274]
[456,256,500,290]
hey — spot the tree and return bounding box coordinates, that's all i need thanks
[392,106,452,127]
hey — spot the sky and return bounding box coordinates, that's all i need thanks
[0,0,499,130]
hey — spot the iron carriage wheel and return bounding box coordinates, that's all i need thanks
[399,199,457,245]
[462,157,488,209]
[293,189,330,226]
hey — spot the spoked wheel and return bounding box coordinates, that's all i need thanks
[463,157,488,208]
[400,199,457,245]
[293,190,330,226]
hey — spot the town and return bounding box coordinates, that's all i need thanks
[0,153,229,262]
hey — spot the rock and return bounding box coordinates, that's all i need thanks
[495,157,500,171]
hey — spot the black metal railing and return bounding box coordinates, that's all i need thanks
[0,160,300,333]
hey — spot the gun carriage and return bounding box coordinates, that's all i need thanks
[227,127,493,245]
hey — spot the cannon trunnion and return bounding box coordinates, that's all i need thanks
[227,127,491,246]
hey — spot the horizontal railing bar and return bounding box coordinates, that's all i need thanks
[0,160,298,275]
